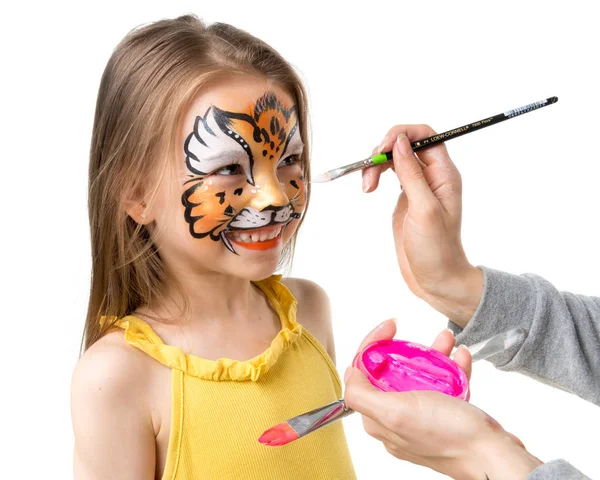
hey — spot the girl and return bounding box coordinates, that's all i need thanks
[71,14,356,479]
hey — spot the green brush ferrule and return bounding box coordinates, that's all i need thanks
[371,153,388,165]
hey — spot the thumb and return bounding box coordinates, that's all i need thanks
[392,134,437,213]
[345,368,412,428]
[356,318,397,353]
[344,367,387,418]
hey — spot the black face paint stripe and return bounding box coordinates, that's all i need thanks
[234,188,243,196]
[193,116,208,147]
[279,115,298,159]
[201,107,217,137]
[254,92,294,122]
[183,178,203,186]
[290,180,299,189]
[184,131,207,175]
[215,192,226,204]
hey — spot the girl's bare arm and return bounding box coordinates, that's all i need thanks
[71,339,156,479]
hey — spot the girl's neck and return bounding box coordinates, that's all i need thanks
[141,269,266,328]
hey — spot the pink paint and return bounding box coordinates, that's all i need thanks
[353,339,470,401]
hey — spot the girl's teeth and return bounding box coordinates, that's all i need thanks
[230,226,283,243]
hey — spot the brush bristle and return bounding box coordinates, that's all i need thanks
[311,172,331,183]
[258,422,299,446]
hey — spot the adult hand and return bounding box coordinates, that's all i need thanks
[344,320,542,479]
[363,126,483,327]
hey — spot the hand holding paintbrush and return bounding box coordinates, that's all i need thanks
[259,321,526,446]
[312,97,557,184]
[341,321,541,479]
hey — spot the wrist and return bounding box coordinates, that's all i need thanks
[461,431,543,480]
[421,265,484,328]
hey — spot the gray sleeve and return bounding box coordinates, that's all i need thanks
[527,459,591,479]
[448,266,600,406]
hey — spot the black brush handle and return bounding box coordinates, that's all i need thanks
[379,96,558,160]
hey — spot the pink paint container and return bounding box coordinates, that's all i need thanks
[352,339,470,401]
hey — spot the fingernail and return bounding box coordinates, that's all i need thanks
[396,134,413,156]
[443,328,455,337]
[377,139,387,153]
[368,318,396,335]
[362,173,371,193]
[367,322,385,336]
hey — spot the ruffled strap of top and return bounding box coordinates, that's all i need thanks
[103,275,302,382]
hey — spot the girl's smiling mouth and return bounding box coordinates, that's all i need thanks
[226,225,285,251]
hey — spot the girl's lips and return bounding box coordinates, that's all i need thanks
[226,225,285,251]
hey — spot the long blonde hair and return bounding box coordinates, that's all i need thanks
[84,15,311,351]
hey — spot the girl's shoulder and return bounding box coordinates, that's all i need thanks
[71,330,160,477]
[282,277,330,309]
[282,277,336,363]
[71,330,158,415]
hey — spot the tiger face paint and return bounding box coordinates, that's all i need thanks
[181,91,307,255]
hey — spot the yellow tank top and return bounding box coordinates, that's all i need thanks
[111,275,356,480]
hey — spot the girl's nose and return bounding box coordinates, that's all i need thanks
[249,173,289,211]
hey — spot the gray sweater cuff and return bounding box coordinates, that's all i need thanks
[527,459,590,479]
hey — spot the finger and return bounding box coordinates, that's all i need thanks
[422,155,463,219]
[356,318,397,353]
[453,344,473,381]
[344,368,409,423]
[362,163,393,193]
[377,124,450,168]
[430,329,456,357]
[343,319,395,384]
[393,134,438,213]
[377,124,436,156]
[392,192,414,284]
[362,415,389,442]
[378,125,462,219]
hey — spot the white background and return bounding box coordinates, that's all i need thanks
[1,0,599,478]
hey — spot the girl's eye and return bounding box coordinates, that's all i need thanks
[278,155,300,168]
[214,164,243,176]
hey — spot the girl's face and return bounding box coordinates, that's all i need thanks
[149,76,307,280]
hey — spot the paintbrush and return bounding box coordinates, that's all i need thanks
[312,97,558,183]
[258,328,526,446]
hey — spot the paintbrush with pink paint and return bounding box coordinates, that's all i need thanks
[312,97,558,183]
[258,328,525,446]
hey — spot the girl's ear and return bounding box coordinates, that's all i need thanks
[124,200,153,225]
[123,187,154,225]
